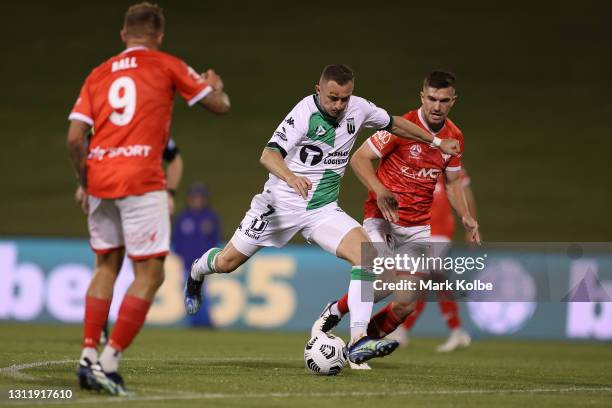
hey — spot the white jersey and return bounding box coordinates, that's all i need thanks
[264,94,392,211]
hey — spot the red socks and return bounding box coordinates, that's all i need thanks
[438,300,461,329]
[337,293,349,314]
[401,300,426,330]
[108,295,152,351]
[366,303,403,339]
[400,300,461,330]
[83,297,112,348]
[336,294,461,334]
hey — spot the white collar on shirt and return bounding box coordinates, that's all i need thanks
[417,107,446,135]
[121,46,149,54]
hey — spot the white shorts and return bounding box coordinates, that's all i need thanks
[230,193,361,257]
[363,218,431,249]
[364,217,432,277]
[88,190,170,260]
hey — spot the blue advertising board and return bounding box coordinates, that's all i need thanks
[1,238,611,340]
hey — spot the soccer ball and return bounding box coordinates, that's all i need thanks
[304,333,347,376]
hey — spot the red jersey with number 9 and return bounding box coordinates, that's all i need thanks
[69,46,211,199]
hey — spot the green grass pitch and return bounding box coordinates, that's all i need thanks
[0,324,610,407]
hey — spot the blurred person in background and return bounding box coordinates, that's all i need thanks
[387,169,477,352]
[67,1,230,395]
[172,183,221,328]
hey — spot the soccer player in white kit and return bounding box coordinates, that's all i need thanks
[186,64,460,364]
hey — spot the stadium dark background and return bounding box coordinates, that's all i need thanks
[1,0,610,241]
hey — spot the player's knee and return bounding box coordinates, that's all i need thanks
[336,227,371,266]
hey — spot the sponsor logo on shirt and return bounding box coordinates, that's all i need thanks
[274,131,287,141]
[299,145,324,166]
[88,145,153,161]
[323,150,349,165]
[400,166,441,180]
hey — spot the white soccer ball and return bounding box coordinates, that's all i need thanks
[304,333,347,376]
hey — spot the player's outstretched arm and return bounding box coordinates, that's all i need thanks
[198,69,231,114]
[390,116,460,155]
[446,171,481,244]
[259,148,312,199]
[350,142,399,222]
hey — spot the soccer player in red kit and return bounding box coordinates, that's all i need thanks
[311,71,480,368]
[387,169,477,352]
[67,2,230,395]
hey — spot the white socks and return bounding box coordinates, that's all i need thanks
[99,345,121,373]
[190,248,221,280]
[330,302,342,317]
[348,266,375,342]
[80,347,98,364]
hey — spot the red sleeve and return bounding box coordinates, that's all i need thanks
[165,55,212,106]
[367,130,399,158]
[445,133,464,171]
[68,77,94,126]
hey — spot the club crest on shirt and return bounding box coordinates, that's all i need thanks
[346,117,355,134]
[410,144,422,157]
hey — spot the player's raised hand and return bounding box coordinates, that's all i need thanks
[287,175,312,199]
[201,69,224,91]
[375,187,399,223]
[462,214,481,245]
[74,185,89,214]
[439,139,461,156]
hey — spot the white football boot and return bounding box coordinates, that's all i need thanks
[436,328,471,352]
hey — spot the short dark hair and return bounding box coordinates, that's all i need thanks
[320,64,354,85]
[123,2,165,38]
[423,71,456,89]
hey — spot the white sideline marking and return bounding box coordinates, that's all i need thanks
[1,359,611,405]
[0,357,293,380]
[0,360,75,380]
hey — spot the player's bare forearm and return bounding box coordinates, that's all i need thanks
[447,172,480,244]
[260,148,312,199]
[351,142,399,222]
[260,148,295,182]
[463,185,477,218]
[67,120,90,187]
[446,174,470,218]
[350,143,387,195]
[200,90,231,114]
[391,116,460,155]
[166,154,183,191]
[390,116,434,144]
